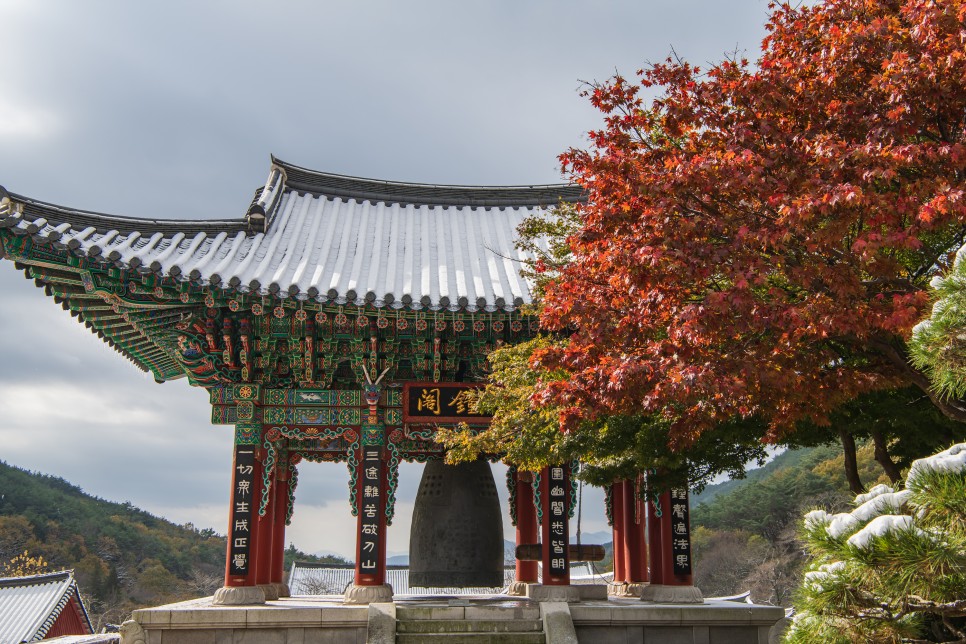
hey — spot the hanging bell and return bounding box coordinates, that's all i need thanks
[409,459,505,588]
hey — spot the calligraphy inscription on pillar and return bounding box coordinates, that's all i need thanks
[670,487,693,576]
[359,447,383,575]
[228,446,256,576]
[548,466,568,576]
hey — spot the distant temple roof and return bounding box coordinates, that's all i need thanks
[0,570,94,642]
[1,157,583,312]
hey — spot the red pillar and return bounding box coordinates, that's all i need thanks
[647,491,665,586]
[254,452,276,589]
[540,464,570,586]
[515,470,539,584]
[649,489,694,586]
[271,461,290,587]
[353,444,388,587]
[623,479,648,584]
[611,481,626,584]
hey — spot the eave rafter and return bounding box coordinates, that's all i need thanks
[1,226,540,391]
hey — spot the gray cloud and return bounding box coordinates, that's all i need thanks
[0,1,770,558]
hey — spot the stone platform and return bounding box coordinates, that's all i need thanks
[122,593,785,644]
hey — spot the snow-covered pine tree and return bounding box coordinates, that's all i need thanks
[787,444,966,643]
[910,246,966,403]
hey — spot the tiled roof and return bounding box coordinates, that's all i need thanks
[1,157,583,312]
[0,570,92,643]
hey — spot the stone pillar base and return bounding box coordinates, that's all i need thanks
[258,583,279,601]
[274,582,291,598]
[609,582,647,597]
[640,584,704,604]
[608,582,639,597]
[507,580,534,596]
[525,583,581,603]
[212,585,267,605]
[343,583,393,605]
[624,582,648,597]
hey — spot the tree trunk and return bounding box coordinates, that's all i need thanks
[839,429,864,494]
[870,430,903,484]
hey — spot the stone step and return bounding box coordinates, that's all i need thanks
[397,618,543,634]
[396,606,542,621]
[396,633,546,644]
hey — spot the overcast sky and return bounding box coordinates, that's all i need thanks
[0,1,772,560]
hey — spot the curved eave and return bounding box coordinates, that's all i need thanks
[11,261,187,382]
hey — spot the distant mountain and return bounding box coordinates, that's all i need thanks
[691,447,814,507]
[572,530,611,545]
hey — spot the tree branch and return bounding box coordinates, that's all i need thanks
[869,338,966,423]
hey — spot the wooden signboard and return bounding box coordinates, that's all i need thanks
[402,383,492,424]
[547,465,569,576]
[358,446,383,578]
[228,446,256,576]
[669,487,693,576]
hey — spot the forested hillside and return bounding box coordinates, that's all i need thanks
[0,460,345,630]
[690,443,894,605]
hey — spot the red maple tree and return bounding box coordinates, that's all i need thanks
[539,0,966,444]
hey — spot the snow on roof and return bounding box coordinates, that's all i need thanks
[2,157,583,313]
[0,570,92,643]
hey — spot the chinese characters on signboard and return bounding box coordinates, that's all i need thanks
[228,446,256,576]
[359,447,382,576]
[402,383,492,423]
[669,487,692,576]
[548,466,569,576]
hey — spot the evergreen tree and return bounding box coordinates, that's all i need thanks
[787,444,966,643]
[911,247,966,403]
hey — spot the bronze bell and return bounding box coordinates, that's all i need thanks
[409,459,505,588]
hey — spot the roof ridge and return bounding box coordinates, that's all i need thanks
[272,155,575,191]
[12,194,243,228]
[7,193,248,237]
[271,155,585,208]
[0,569,73,586]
